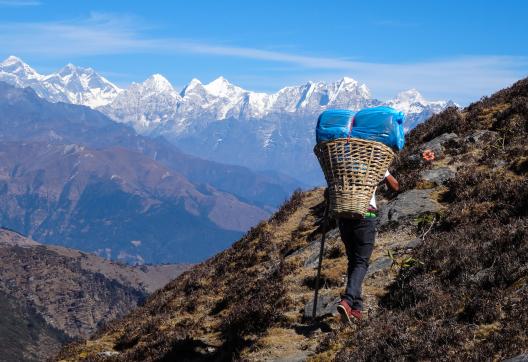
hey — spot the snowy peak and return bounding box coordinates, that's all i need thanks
[1,55,27,69]
[275,77,372,112]
[1,55,23,65]
[101,74,182,134]
[0,55,42,80]
[387,88,448,114]
[203,76,244,98]
[332,77,371,100]
[393,88,426,105]
[58,63,84,76]
[47,65,121,107]
[142,74,174,93]
[181,78,204,96]
[0,56,121,107]
[51,63,108,88]
[205,76,229,89]
[358,84,370,97]
[338,76,358,87]
[0,56,451,136]
[55,63,98,81]
[385,89,452,132]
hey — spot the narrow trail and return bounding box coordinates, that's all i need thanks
[58,183,444,361]
[240,189,417,361]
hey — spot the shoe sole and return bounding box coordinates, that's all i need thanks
[336,305,353,325]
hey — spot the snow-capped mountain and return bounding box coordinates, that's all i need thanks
[0,56,454,184]
[100,75,380,138]
[101,75,379,136]
[0,56,450,133]
[104,74,182,134]
[0,56,121,107]
[387,89,454,131]
[101,73,450,137]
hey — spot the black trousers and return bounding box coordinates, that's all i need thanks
[338,217,377,310]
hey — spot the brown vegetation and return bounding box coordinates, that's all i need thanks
[0,228,188,361]
[335,78,528,361]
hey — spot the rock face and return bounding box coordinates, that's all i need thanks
[464,129,499,144]
[421,132,459,158]
[420,167,456,185]
[365,256,393,277]
[378,189,442,227]
[303,295,340,319]
[505,354,528,362]
[0,228,189,361]
[304,249,322,269]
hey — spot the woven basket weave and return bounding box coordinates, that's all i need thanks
[314,138,395,218]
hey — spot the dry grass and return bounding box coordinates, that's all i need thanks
[333,77,528,361]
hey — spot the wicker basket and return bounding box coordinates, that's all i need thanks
[314,138,395,218]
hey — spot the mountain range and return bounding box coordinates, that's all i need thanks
[0,81,299,263]
[0,56,120,108]
[0,56,454,185]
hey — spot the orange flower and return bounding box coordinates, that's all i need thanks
[422,149,435,161]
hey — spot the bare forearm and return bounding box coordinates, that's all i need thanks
[386,175,399,192]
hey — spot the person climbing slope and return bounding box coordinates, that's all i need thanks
[314,106,405,325]
[336,171,399,324]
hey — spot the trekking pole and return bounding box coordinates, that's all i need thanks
[312,200,329,320]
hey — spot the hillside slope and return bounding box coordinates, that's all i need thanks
[0,228,188,361]
[0,141,265,263]
[58,78,527,361]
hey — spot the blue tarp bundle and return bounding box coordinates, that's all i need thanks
[315,106,405,150]
[315,109,355,144]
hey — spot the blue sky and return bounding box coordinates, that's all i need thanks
[0,0,527,104]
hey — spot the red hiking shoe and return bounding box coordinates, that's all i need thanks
[337,300,361,324]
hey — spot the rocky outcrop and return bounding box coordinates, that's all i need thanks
[303,295,340,319]
[420,132,459,158]
[379,189,443,227]
[420,167,456,185]
[505,354,528,362]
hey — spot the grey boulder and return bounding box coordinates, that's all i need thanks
[379,189,442,227]
[303,295,340,318]
[421,167,456,185]
[504,354,528,362]
[366,257,393,277]
[421,133,459,158]
[465,129,498,144]
[304,250,321,268]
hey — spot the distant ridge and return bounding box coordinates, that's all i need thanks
[0,56,454,184]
